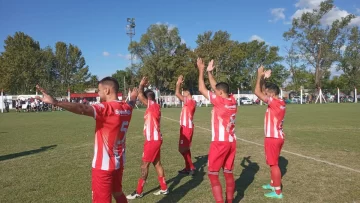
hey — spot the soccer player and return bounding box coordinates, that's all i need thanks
[126,77,168,200]
[175,75,196,175]
[196,58,237,203]
[254,65,286,199]
[35,77,138,203]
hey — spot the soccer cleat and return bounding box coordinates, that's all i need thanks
[264,191,283,199]
[126,191,143,199]
[153,189,169,196]
[262,184,275,191]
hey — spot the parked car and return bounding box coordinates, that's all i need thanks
[239,97,253,105]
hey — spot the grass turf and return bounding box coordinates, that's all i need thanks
[0,103,359,203]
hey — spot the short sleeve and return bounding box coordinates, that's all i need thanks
[91,103,108,120]
[264,96,274,107]
[208,91,220,106]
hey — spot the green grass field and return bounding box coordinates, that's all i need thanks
[0,104,360,203]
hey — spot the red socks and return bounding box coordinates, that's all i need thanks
[136,178,146,194]
[208,173,224,203]
[270,165,282,194]
[137,177,167,194]
[224,172,235,203]
[181,150,195,170]
[115,193,128,203]
[158,176,168,190]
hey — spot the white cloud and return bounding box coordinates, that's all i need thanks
[340,45,347,52]
[295,0,323,9]
[181,38,186,44]
[156,22,176,31]
[291,0,360,26]
[249,35,265,42]
[117,53,137,60]
[269,8,286,22]
[102,51,110,57]
[329,64,343,78]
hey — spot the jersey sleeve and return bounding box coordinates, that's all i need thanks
[91,103,108,120]
[264,97,278,109]
[208,91,221,106]
[183,97,188,105]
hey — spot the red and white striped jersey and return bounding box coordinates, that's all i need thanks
[180,97,196,128]
[91,101,133,171]
[208,91,237,142]
[264,97,286,139]
[143,100,162,141]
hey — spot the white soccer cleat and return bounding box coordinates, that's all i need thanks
[126,191,143,199]
[153,189,169,196]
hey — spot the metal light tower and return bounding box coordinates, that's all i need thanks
[126,18,136,67]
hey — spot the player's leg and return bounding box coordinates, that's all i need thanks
[127,141,153,199]
[91,169,112,203]
[153,141,169,195]
[126,161,150,199]
[263,138,283,199]
[208,142,228,203]
[178,126,195,175]
[223,142,236,203]
[112,167,127,203]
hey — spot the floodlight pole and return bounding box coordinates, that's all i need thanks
[126,18,136,68]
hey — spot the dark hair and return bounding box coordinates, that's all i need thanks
[265,83,280,95]
[144,89,156,101]
[183,87,193,96]
[215,82,229,94]
[98,77,119,92]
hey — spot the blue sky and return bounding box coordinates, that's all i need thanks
[1,0,359,79]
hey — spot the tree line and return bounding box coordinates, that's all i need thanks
[1,0,359,96]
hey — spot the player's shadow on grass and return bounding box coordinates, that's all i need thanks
[234,156,260,202]
[279,156,288,178]
[144,155,208,202]
[0,145,57,162]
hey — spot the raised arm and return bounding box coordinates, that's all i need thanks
[175,75,185,102]
[206,59,221,95]
[138,77,149,106]
[35,85,94,117]
[254,66,270,102]
[197,58,209,100]
[127,87,139,108]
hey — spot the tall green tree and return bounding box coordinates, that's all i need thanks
[54,42,90,93]
[0,32,43,94]
[111,70,130,92]
[283,0,355,89]
[339,26,360,89]
[128,23,184,91]
[88,75,99,88]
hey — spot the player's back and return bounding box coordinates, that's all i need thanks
[92,101,133,171]
[180,98,196,128]
[265,97,286,139]
[144,100,161,141]
[208,92,237,142]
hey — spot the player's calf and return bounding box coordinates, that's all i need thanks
[208,171,224,203]
[113,192,128,203]
[153,159,169,195]
[224,170,235,203]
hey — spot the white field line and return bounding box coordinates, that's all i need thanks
[135,110,360,174]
